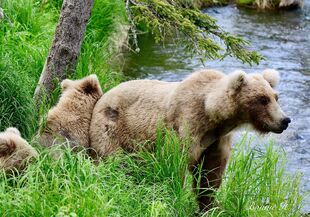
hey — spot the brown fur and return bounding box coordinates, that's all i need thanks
[191,135,232,211]
[0,128,38,172]
[89,68,289,210]
[40,74,103,150]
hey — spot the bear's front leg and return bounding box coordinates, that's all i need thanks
[191,135,232,212]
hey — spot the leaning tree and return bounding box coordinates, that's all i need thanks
[34,0,94,106]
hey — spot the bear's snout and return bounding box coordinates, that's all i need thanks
[280,117,291,131]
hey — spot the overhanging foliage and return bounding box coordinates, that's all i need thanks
[127,0,264,65]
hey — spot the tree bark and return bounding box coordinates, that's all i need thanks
[34,0,93,106]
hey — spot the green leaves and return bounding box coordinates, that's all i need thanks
[128,0,264,65]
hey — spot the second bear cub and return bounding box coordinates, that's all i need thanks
[40,74,103,149]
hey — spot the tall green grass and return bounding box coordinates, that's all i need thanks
[0,131,303,216]
[0,0,59,138]
[0,0,126,139]
[0,130,197,216]
[206,135,303,217]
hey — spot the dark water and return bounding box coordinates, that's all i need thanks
[124,2,310,212]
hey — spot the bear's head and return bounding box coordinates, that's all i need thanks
[0,128,38,172]
[39,74,104,149]
[60,74,103,98]
[228,69,290,134]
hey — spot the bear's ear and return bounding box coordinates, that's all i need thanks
[262,69,280,88]
[228,70,247,92]
[0,139,16,156]
[80,74,103,95]
[61,79,74,91]
[5,127,21,136]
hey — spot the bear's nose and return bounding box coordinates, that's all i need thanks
[281,117,291,130]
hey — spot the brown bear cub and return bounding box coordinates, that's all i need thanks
[90,68,290,211]
[0,127,38,172]
[40,74,103,150]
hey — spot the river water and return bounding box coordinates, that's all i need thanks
[124,2,310,212]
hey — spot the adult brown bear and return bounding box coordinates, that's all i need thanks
[89,68,290,210]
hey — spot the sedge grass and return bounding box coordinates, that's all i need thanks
[0,130,303,216]
[206,135,303,217]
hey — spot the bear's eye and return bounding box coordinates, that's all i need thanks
[259,96,270,106]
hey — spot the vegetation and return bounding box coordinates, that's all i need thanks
[127,0,263,65]
[235,0,281,8]
[0,0,58,138]
[0,131,303,216]
[207,135,303,217]
[235,0,303,9]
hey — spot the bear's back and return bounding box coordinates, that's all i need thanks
[97,79,179,110]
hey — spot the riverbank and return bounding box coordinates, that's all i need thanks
[0,0,306,216]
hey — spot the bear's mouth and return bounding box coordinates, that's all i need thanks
[271,128,284,134]
[258,123,285,134]
[250,115,288,134]
[252,120,283,134]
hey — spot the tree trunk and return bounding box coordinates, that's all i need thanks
[34,0,93,106]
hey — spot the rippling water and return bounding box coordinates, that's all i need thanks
[124,2,310,212]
